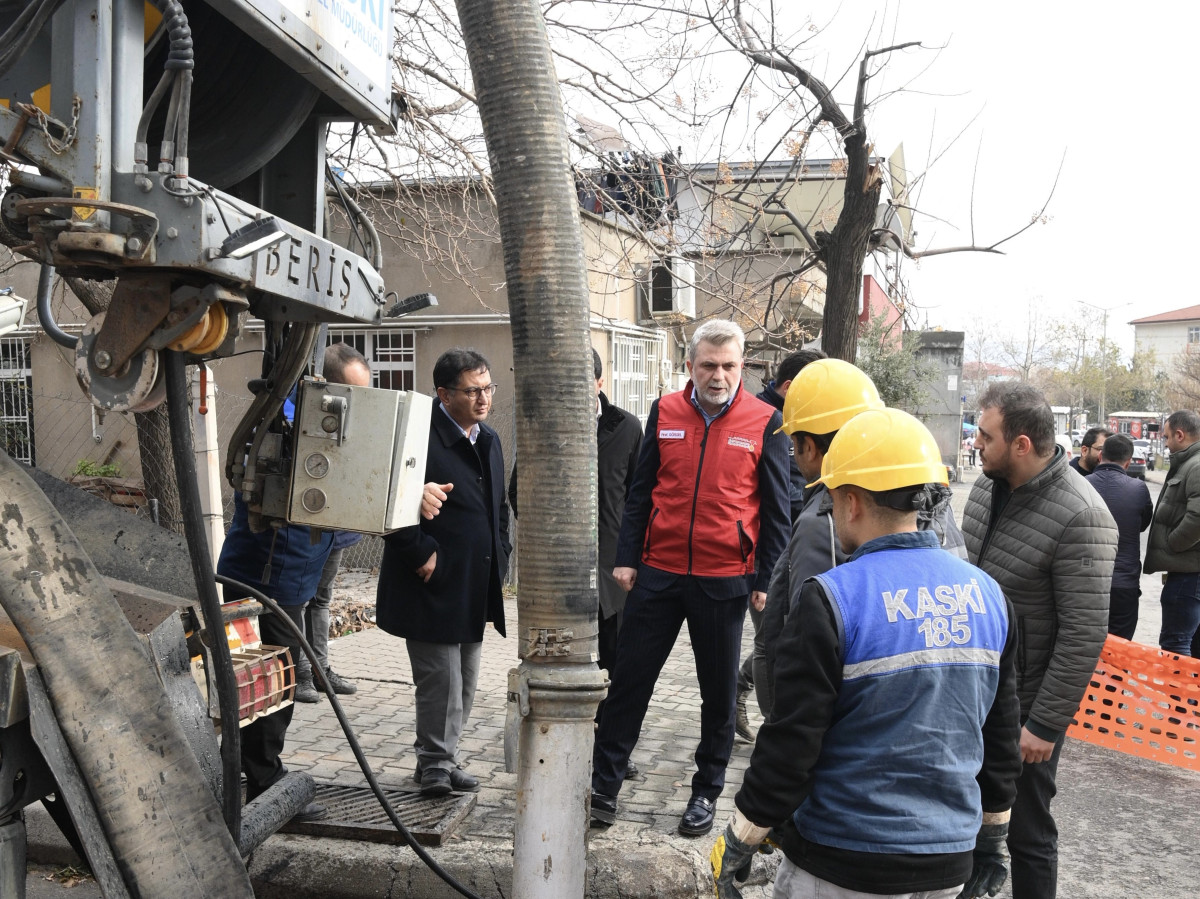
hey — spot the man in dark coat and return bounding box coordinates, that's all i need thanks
[963,382,1116,899]
[508,347,642,699]
[1086,434,1153,639]
[376,348,511,796]
[1144,409,1200,657]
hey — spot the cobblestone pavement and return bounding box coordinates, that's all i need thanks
[268,472,1200,898]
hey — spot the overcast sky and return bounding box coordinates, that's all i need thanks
[773,1,1189,359]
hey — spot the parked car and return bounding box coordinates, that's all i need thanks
[1132,438,1160,471]
[1128,441,1148,480]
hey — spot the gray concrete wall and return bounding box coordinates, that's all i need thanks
[914,330,965,475]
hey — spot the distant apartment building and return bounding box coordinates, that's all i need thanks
[1132,303,1200,374]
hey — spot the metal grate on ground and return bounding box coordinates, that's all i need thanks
[278,782,477,846]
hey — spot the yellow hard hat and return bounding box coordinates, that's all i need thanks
[778,358,884,436]
[809,408,949,491]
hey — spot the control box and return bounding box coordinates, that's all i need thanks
[288,377,431,534]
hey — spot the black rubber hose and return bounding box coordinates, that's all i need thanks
[164,350,243,839]
[36,264,76,349]
[215,573,486,899]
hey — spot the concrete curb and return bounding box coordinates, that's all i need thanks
[246,837,727,899]
[24,802,782,898]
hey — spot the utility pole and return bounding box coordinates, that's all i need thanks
[1080,300,1134,425]
[1099,307,1108,424]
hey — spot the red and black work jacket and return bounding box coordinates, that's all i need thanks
[615,383,790,592]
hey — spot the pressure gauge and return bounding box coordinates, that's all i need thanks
[304,452,330,479]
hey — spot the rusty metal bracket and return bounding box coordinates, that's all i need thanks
[0,104,35,165]
[525,626,575,658]
[91,275,172,376]
[504,667,531,773]
[14,196,158,265]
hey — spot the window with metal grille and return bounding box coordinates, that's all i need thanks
[0,337,33,465]
[326,329,415,391]
[609,333,665,426]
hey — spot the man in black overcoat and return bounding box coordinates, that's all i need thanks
[375,348,511,796]
[508,348,643,702]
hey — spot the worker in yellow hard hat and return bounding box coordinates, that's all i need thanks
[751,358,968,721]
[711,408,1022,899]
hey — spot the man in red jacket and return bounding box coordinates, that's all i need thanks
[590,320,790,837]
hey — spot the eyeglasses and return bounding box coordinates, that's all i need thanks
[446,383,498,400]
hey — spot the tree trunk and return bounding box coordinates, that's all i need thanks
[821,133,882,362]
[454,1,603,896]
[134,404,182,532]
[65,276,182,531]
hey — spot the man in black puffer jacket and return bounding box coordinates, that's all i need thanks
[1144,409,1200,657]
[963,382,1116,899]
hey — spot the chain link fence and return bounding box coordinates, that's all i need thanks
[7,344,257,538]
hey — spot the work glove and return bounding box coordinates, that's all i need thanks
[755,826,783,855]
[957,822,1010,899]
[709,823,756,899]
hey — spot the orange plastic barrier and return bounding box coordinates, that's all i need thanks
[1067,635,1200,771]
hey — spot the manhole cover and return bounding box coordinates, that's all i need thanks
[278,782,476,847]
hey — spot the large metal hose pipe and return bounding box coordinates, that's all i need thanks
[455,1,602,896]
[0,454,252,897]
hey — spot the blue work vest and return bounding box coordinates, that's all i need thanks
[795,531,1009,855]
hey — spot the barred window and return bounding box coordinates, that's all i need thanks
[0,337,33,465]
[326,329,415,391]
[609,333,666,426]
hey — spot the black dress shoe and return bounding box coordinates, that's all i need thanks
[420,768,452,797]
[416,765,480,793]
[678,795,715,836]
[590,790,617,827]
[447,768,479,792]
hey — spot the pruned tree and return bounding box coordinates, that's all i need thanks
[637,2,1057,361]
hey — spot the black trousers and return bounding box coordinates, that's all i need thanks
[592,574,747,802]
[241,603,306,799]
[1107,584,1140,641]
[1008,730,1067,899]
[595,607,623,724]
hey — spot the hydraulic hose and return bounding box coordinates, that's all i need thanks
[164,350,243,839]
[36,264,76,349]
[214,574,486,899]
[224,323,317,492]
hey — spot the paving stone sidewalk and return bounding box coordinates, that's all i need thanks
[280,577,763,895]
[262,548,1200,899]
